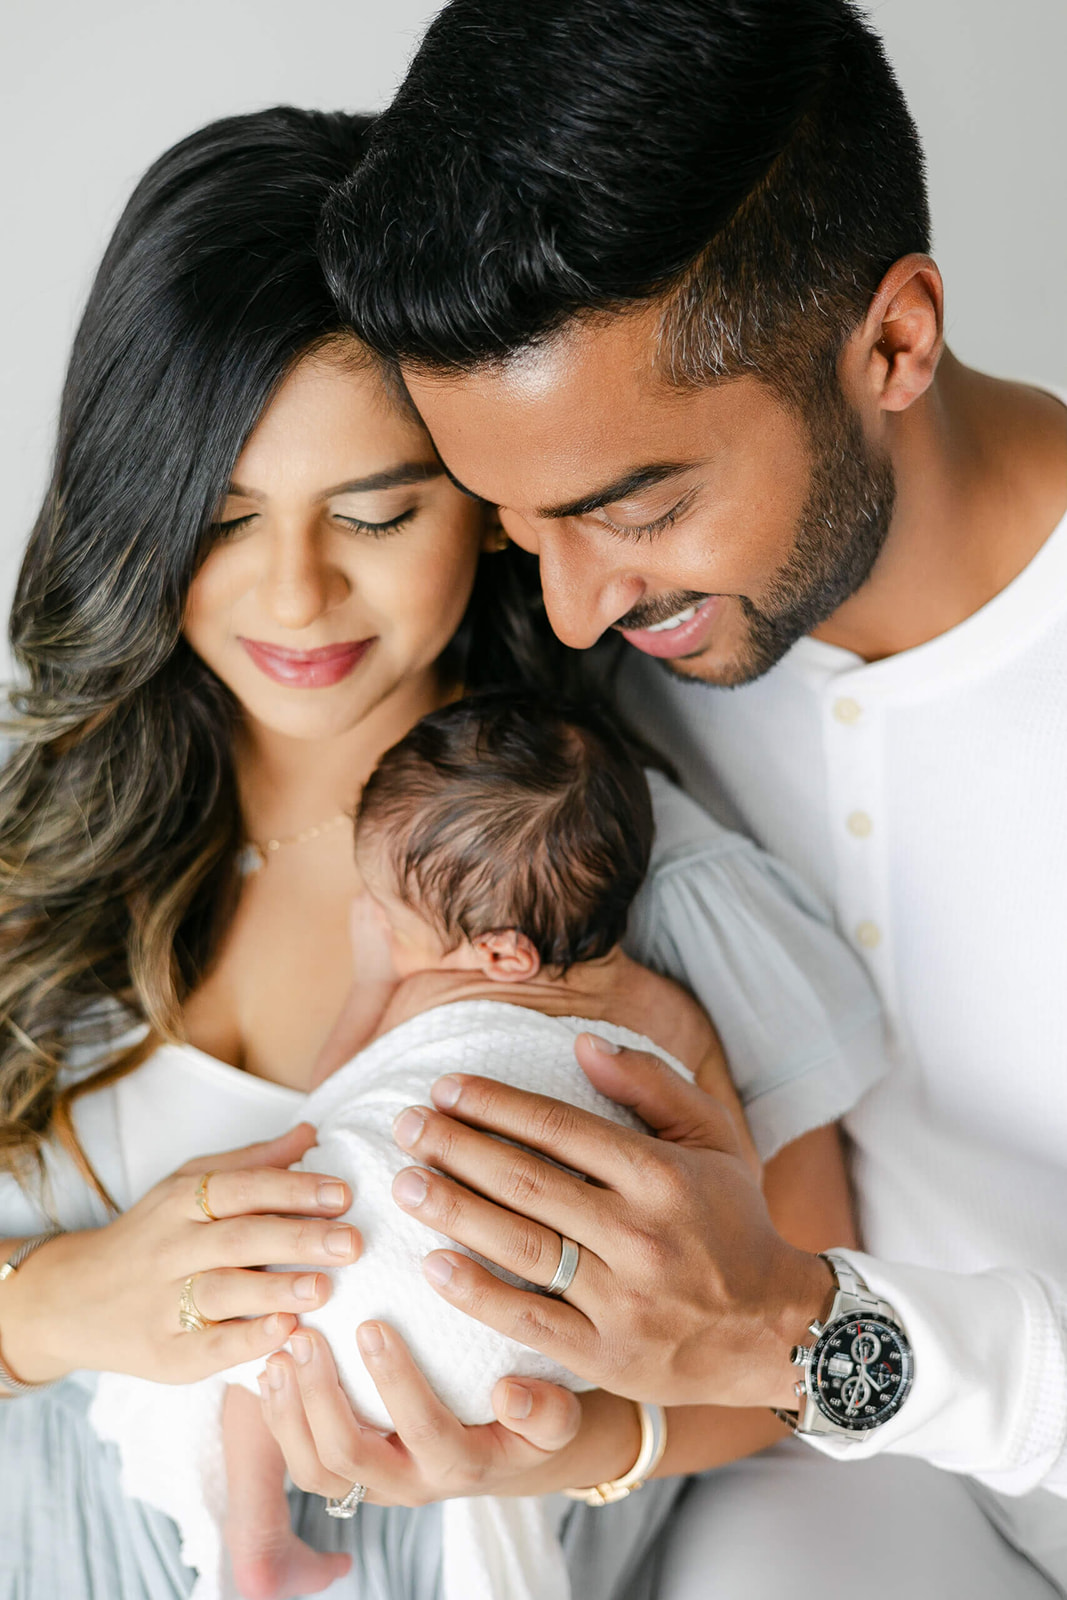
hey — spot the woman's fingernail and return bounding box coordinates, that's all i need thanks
[584,1033,620,1056]
[318,1181,347,1209]
[503,1382,533,1420]
[423,1254,455,1288]
[326,1226,357,1257]
[265,1361,285,1390]
[431,1075,463,1110]
[393,1167,429,1208]
[290,1333,312,1366]
[358,1322,385,1357]
[393,1107,427,1149]
[294,1273,321,1301]
[265,1314,291,1340]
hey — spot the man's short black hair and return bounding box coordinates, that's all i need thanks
[356,691,654,969]
[322,0,930,407]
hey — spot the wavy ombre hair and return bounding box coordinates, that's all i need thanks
[0,107,380,1196]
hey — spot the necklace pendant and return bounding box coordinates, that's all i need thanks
[237,842,267,876]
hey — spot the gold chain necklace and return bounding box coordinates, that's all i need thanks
[237,811,349,875]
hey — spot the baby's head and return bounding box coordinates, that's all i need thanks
[355,691,653,981]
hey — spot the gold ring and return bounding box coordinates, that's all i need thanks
[195,1171,220,1222]
[178,1274,217,1333]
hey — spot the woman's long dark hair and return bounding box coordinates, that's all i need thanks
[0,104,619,1200]
[0,108,393,1193]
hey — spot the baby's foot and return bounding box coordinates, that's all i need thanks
[229,1527,352,1600]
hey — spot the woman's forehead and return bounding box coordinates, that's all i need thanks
[231,346,433,496]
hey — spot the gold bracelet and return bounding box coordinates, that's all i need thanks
[563,1401,668,1506]
[0,1232,65,1396]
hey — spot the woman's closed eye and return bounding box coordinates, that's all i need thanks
[207,506,420,541]
[210,512,258,539]
[333,507,418,538]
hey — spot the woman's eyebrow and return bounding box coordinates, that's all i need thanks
[225,461,444,500]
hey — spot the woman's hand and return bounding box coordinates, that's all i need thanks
[1,1123,361,1386]
[258,1322,641,1507]
[388,1039,837,1411]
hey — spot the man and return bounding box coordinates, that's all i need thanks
[321,1,1067,1592]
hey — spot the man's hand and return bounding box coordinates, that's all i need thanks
[390,1036,835,1409]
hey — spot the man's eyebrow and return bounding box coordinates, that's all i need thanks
[226,461,445,500]
[536,463,693,521]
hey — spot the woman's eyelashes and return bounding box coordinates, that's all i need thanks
[207,507,419,541]
[209,512,258,539]
[334,507,418,538]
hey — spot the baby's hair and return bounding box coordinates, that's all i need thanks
[357,691,654,968]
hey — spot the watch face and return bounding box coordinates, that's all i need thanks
[811,1317,913,1431]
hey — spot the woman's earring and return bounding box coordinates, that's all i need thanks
[482,513,509,553]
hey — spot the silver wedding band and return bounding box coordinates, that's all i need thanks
[326,1481,367,1518]
[545,1234,580,1298]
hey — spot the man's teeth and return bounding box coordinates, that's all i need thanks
[644,603,699,634]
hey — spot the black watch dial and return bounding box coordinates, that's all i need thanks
[810,1316,913,1431]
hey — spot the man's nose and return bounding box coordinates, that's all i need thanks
[260,532,349,630]
[537,538,644,650]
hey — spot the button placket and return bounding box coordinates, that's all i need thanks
[823,685,890,982]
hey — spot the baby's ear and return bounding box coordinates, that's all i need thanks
[471,929,541,982]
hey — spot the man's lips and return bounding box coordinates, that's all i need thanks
[618,596,722,659]
[239,637,375,688]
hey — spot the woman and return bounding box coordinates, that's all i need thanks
[0,108,881,1599]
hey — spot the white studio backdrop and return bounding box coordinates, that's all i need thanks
[1,0,1065,678]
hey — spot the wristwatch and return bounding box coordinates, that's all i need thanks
[775,1252,914,1439]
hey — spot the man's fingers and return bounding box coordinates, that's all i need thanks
[575,1035,741,1151]
[391,1143,611,1294]
[491,1376,583,1452]
[424,1075,658,1189]
[421,1249,598,1377]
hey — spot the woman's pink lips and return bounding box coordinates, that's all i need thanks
[618,596,721,659]
[239,637,375,688]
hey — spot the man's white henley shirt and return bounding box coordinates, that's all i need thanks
[619,425,1067,1496]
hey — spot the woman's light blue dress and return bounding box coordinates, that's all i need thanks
[0,773,885,1599]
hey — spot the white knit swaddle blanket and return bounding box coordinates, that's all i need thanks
[91,1000,688,1600]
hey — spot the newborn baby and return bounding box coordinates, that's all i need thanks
[91,692,744,1600]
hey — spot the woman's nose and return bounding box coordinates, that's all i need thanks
[260,534,349,631]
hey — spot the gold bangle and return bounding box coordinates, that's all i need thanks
[563,1401,668,1506]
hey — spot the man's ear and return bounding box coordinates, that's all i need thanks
[843,252,944,415]
[470,928,542,981]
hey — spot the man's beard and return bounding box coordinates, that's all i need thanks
[649,388,896,688]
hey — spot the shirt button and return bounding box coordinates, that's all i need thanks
[847,811,873,838]
[855,921,882,950]
[833,697,863,724]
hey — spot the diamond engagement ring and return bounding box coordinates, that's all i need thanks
[545,1234,580,1298]
[325,1482,368,1518]
[178,1274,216,1333]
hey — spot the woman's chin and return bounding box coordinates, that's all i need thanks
[239,688,386,746]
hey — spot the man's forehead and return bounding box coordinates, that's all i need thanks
[401,310,735,508]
